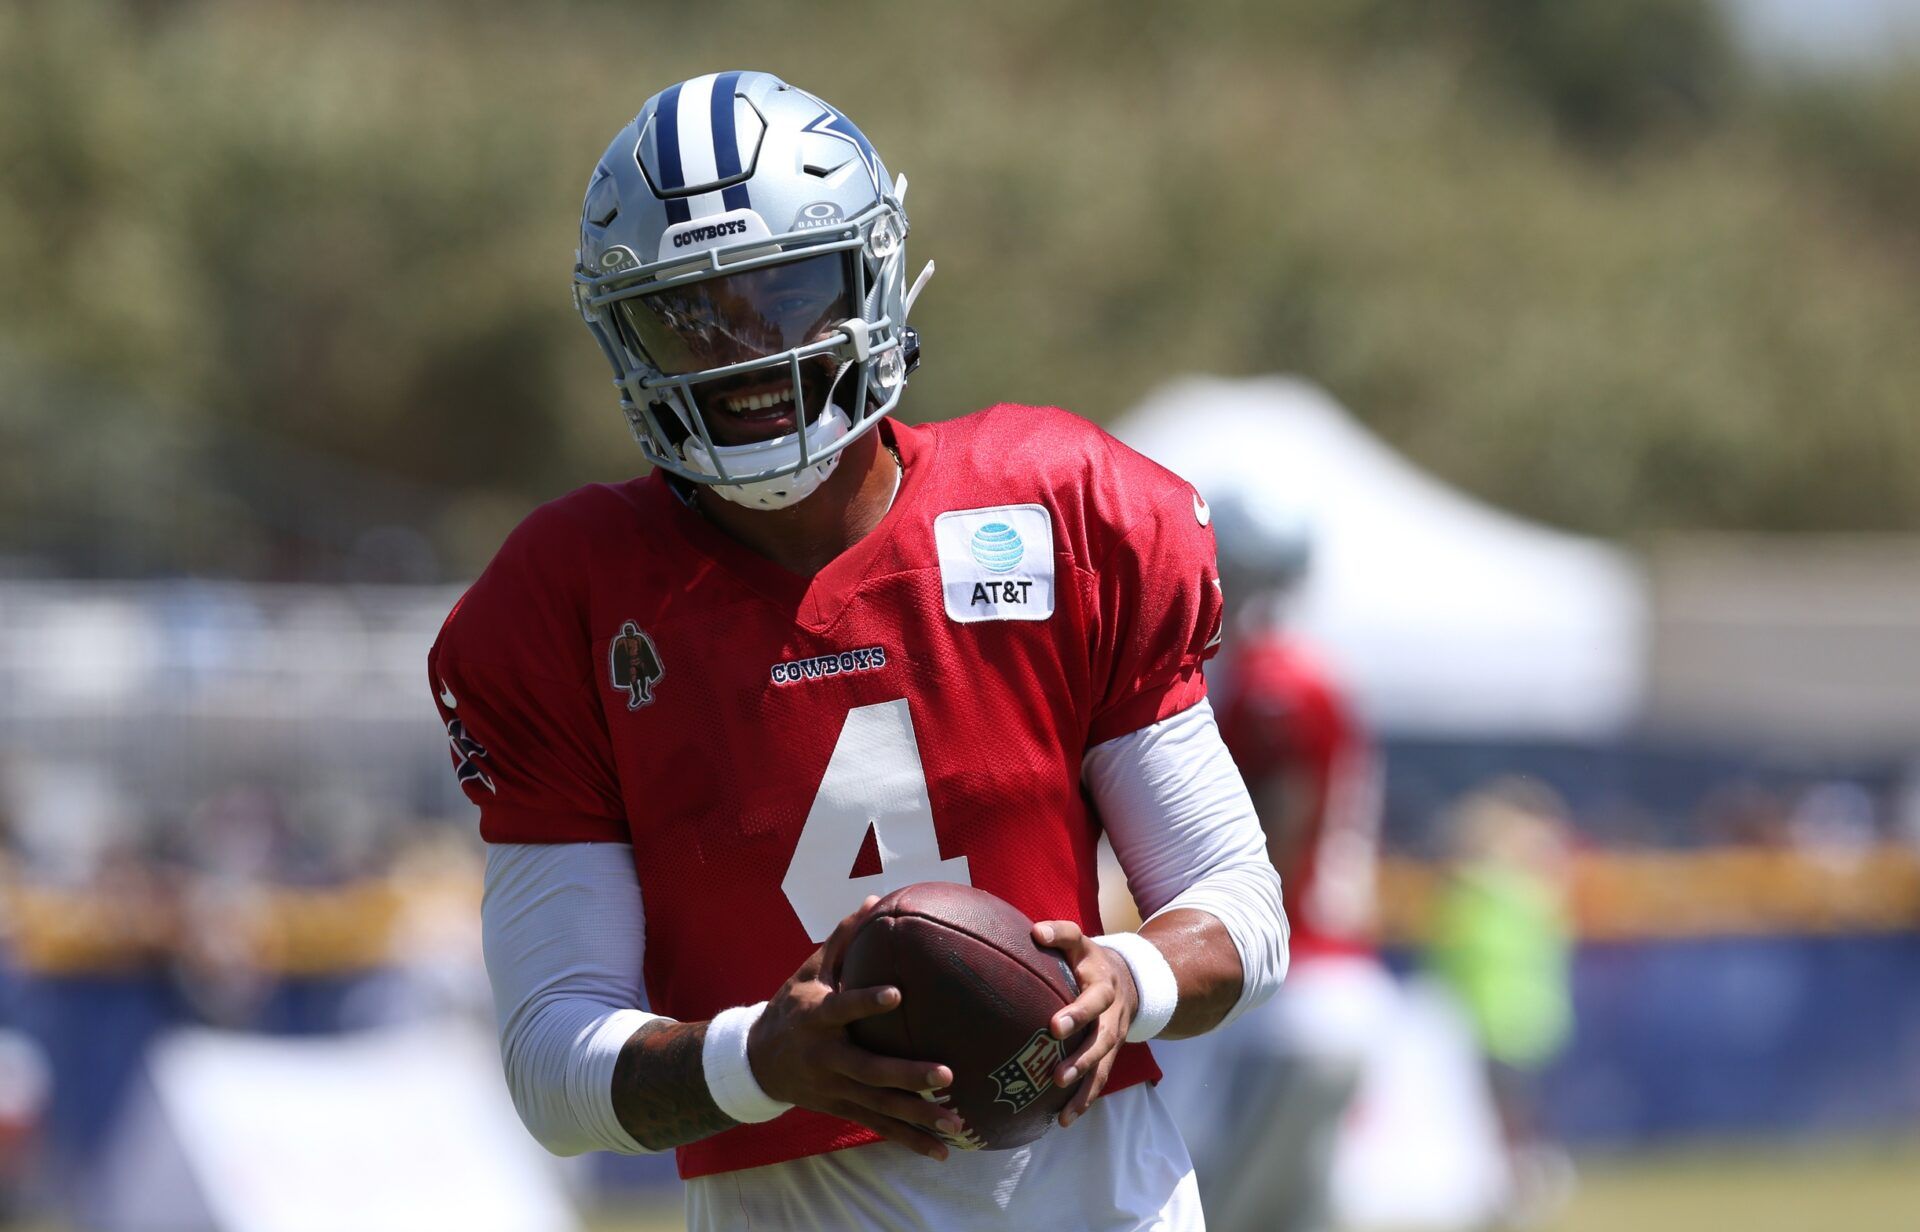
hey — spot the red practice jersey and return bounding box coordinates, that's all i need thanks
[1214,636,1379,961]
[430,405,1224,1178]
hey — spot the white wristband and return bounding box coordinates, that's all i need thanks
[1095,932,1179,1042]
[701,1001,793,1125]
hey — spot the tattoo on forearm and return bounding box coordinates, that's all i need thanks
[610,1020,738,1150]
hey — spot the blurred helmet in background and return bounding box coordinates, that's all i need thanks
[1207,486,1315,616]
[573,71,932,509]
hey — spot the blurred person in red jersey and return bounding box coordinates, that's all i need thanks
[1206,497,1378,977]
[1159,489,1393,1232]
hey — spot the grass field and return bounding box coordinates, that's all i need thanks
[580,1136,1920,1231]
[1539,1137,1920,1232]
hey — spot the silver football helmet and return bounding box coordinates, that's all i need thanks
[1208,487,1314,621]
[573,71,933,509]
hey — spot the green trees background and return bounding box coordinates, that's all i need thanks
[4,0,1918,578]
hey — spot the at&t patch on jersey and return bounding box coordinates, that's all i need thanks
[933,504,1055,623]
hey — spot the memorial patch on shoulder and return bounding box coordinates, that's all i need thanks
[608,620,664,710]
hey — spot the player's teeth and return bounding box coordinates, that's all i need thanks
[728,383,794,413]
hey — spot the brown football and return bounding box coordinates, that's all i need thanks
[838,881,1087,1152]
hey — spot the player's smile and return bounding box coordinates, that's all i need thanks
[725,381,794,416]
[697,358,836,447]
[701,376,797,445]
[719,378,796,434]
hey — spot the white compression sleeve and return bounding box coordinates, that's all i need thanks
[1082,697,1291,1029]
[482,842,661,1156]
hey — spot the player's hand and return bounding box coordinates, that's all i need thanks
[1032,919,1139,1128]
[747,896,962,1161]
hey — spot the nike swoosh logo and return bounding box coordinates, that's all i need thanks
[1193,493,1211,526]
[438,681,457,709]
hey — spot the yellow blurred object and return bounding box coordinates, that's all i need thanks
[5,842,1914,976]
[3,880,175,975]
[0,860,483,977]
[1380,844,1920,945]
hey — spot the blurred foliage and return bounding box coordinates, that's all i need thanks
[3,0,1920,578]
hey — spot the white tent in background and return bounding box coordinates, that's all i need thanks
[91,1023,578,1232]
[1111,376,1647,739]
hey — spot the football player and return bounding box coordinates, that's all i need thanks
[431,72,1288,1231]
[1159,492,1390,1232]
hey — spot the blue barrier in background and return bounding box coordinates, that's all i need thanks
[1543,934,1920,1144]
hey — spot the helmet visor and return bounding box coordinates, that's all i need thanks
[616,252,854,377]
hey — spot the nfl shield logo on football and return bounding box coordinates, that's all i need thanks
[989,1027,1063,1112]
[933,504,1055,623]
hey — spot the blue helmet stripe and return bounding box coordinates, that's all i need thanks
[654,82,686,191]
[654,82,692,223]
[709,72,743,179]
[709,71,751,212]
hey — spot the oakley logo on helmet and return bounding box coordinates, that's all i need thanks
[794,200,845,230]
[599,246,641,272]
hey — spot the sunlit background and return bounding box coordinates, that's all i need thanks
[3,1,1920,1229]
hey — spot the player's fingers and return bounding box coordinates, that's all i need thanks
[814,983,901,1027]
[1031,919,1085,952]
[824,1043,952,1094]
[821,895,882,980]
[1053,1010,1120,1086]
[1050,977,1116,1040]
[1062,1041,1121,1126]
[830,1101,953,1162]
[841,1083,969,1138]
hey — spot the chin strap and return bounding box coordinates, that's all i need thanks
[882,439,904,513]
[905,260,935,316]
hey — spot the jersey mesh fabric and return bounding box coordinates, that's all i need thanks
[431,406,1225,1178]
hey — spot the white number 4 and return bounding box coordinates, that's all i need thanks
[781,699,972,942]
